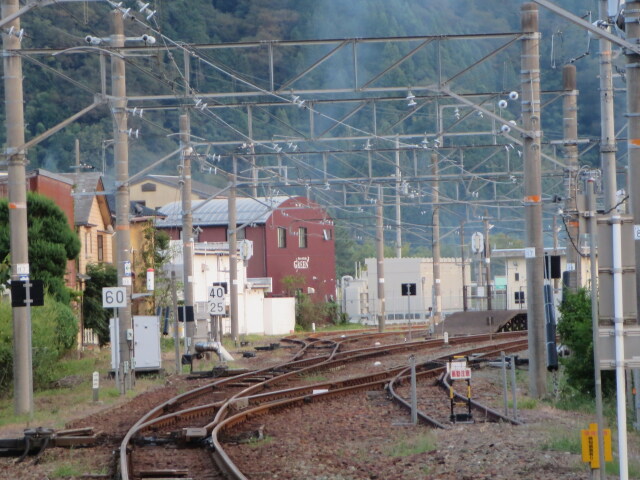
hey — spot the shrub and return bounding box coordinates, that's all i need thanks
[557,288,615,398]
[0,295,78,394]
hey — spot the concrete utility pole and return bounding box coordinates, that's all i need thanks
[376,185,385,332]
[171,270,180,375]
[561,64,581,291]
[460,221,468,311]
[2,0,32,415]
[521,3,546,398]
[483,212,492,311]
[627,2,640,325]
[228,165,239,341]
[395,136,402,258]
[431,153,441,325]
[180,114,195,352]
[599,0,619,213]
[111,9,133,394]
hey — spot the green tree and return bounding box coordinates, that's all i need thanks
[82,263,117,346]
[557,288,615,398]
[134,221,172,315]
[0,193,80,303]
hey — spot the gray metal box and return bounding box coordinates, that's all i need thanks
[597,215,636,323]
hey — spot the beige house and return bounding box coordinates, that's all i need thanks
[129,175,223,210]
[61,172,114,275]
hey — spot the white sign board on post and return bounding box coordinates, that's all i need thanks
[448,359,472,380]
[102,287,127,308]
[208,285,226,315]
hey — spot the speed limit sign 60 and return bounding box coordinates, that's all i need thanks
[102,287,127,308]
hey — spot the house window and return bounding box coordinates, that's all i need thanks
[141,182,156,192]
[514,272,520,282]
[323,229,332,241]
[277,227,287,248]
[298,227,308,248]
[514,291,525,304]
[97,235,104,262]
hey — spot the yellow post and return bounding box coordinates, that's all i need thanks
[581,423,613,470]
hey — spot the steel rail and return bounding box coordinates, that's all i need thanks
[119,331,526,479]
[209,337,529,480]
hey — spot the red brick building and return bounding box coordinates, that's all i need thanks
[0,169,77,287]
[156,195,336,301]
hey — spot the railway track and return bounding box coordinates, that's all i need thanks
[119,331,527,480]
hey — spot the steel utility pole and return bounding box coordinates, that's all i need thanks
[180,114,195,352]
[432,153,441,325]
[561,64,581,291]
[521,3,546,398]
[376,185,385,332]
[111,9,133,394]
[2,0,32,415]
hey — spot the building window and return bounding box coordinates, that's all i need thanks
[514,291,525,304]
[298,227,308,248]
[277,227,287,248]
[323,229,332,241]
[514,272,520,282]
[97,235,104,262]
[141,182,156,192]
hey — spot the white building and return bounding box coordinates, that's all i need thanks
[168,240,296,337]
[340,257,469,325]
[340,248,591,324]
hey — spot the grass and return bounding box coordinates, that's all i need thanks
[52,464,83,478]
[0,347,167,430]
[540,428,582,455]
[386,431,437,458]
[606,455,640,478]
[512,396,538,410]
[246,434,274,448]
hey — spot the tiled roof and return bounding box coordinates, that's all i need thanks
[59,172,104,225]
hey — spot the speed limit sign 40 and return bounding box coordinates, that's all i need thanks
[102,287,128,308]
[208,285,226,315]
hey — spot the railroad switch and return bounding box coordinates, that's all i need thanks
[181,427,208,442]
[0,427,97,462]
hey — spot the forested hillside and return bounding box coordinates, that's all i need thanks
[1,0,618,267]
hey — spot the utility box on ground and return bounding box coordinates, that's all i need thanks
[110,316,162,372]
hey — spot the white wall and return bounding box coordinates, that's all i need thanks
[264,297,296,335]
[182,243,295,336]
[364,257,469,320]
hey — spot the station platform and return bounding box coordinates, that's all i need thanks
[440,310,527,336]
